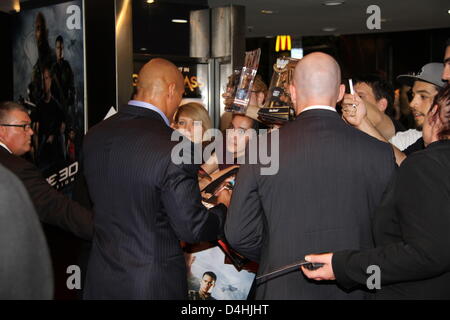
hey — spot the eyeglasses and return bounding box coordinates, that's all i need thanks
[0,123,33,131]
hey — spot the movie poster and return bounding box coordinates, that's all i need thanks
[186,246,255,300]
[12,0,84,192]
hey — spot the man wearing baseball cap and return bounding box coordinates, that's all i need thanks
[389,62,445,155]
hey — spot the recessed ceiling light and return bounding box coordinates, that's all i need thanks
[146,0,155,4]
[448,9,450,14]
[265,35,275,38]
[323,1,345,6]
[172,19,188,24]
[140,48,147,51]
[261,10,277,14]
[322,27,337,32]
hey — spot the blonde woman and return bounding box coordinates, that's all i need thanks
[172,102,212,144]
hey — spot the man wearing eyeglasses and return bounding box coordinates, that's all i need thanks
[0,101,92,241]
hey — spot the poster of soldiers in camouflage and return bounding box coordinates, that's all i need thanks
[12,0,84,192]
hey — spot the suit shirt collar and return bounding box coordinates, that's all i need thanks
[128,100,171,127]
[301,105,336,113]
[0,142,12,154]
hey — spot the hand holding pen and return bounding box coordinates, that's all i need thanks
[342,79,357,117]
[214,180,234,208]
[341,79,367,128]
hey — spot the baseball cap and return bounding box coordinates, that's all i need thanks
[397,63,445,88]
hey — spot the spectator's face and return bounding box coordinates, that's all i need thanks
[173,114,203,143]
[43,68,52,94]
[354,82,384,112]
[200,275,215,294]
[226,115,254,156]
[56,40,64,62]
[0,110,34,156]
[443,46,450,82]
[409,81,439,129]
[34,16,44,47]
[249,90,265,107]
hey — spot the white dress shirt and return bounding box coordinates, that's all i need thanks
[301,105,337,113]
[0,142,12,154]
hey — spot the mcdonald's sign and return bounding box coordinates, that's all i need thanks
[275,35,292,52]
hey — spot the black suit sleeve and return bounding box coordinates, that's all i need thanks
[14,159,93,240]
[333,153,450,289]
[161,161,226,243]
[224,163,265,263]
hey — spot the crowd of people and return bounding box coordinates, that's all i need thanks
[0,37,449,300]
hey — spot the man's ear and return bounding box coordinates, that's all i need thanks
[428,104,439,124]
[0,126,6,141]
[337,84,346,103]
[430,104,443,134]
[377,98,388,113]
[289,83,297,107]
[168,82,176,98]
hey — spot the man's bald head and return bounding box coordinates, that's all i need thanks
[135,58,184,119]
[137,58,184,95]
[290,52,345,114]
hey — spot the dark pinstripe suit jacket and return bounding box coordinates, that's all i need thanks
[82,104,226,299]
[225,109,396,300]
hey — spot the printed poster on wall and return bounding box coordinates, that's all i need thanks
[12,0,85,193]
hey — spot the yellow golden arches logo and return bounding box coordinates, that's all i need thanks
[275,35,292,52]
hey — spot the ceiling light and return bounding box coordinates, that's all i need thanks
[322,27,337,32]
[261,10,277,14]
[323,1,345,6]
[172,19,188,23]
[146,0,155,4]
[448,9,450,14]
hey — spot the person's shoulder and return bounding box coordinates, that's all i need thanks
[62,59,73,68]
[0,164,33,202]
[345,123,392,151]
[402,142,449,170]
[397,146,444,181]
[0,149,33,173]
[188,290,200,300]
[0,163,18,184]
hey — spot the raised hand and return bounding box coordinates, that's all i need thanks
[341,93,367,128]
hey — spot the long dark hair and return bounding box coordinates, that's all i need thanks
[431,85,450,140]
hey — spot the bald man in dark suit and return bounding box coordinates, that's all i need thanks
[225,52,396,299]
[82,58,229,299]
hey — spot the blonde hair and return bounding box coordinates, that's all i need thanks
[173,102,212,140]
